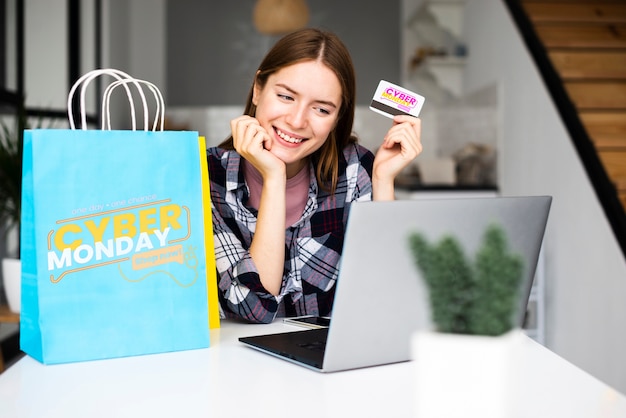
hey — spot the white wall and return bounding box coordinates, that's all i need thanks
[23,0,67,109]
[101,0,166,86]
[462,0,626,393]
[102,0,166,128]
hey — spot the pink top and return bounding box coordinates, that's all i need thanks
[243,160,310,228]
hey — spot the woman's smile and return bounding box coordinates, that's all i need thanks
[274,127,306,145]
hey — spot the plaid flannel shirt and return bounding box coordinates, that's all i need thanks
[207,143,374,323]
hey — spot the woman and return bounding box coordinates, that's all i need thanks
[208,28,422,323]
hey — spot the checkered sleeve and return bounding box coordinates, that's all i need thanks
[348,143,374,203]
[208,149,279,324]
[206,144,375,323]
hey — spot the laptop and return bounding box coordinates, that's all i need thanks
[239,196,552,372]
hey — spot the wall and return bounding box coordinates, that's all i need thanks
[23,0,67,109]
[165,0,400,106]
[461,0,626,393]
[104,0,166,128]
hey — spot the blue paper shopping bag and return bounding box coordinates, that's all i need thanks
[20,128,211,364]
[19,70,213,364]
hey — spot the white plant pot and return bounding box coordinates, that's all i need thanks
[411,329,525,418]
[2,258,21,314]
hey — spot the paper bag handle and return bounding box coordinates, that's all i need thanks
[102,78,165,132]
[68,68,142,130]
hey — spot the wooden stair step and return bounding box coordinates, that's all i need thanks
[564,81,626,109]
[549,51,626,79]
[616,178,626,191]
[535,24,626,49]
[585,132,626,150]
[598,151,626,187]
[598,151,626,178]
[590,133,626,149]
[523,3,626,24]
[579,111,626,144]
[580,112,626,149]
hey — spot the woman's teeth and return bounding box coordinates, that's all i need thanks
[276,128,304,144]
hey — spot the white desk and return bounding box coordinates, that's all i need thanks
[1,320,625,418]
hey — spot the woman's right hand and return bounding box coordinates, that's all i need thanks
[230,115,285,179]
[230,115,287,296]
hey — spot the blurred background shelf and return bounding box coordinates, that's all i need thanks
[0,305,20,373]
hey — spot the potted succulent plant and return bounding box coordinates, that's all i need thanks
[0,106,25,313]
[407,223,527,417]
[409,223,525,336]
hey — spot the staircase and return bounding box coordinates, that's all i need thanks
[504,0,626,256]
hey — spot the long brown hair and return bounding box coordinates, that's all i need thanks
[220,28,358,193]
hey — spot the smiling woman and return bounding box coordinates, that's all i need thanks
[206,28,423,324]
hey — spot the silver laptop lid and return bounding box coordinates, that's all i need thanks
[322,196,552,372]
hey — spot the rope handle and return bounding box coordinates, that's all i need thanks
[102,78,165,131]
[67,68,164,131]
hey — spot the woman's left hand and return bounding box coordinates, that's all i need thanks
[373,115,423,182]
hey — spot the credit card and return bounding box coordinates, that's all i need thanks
[369,80,425,119]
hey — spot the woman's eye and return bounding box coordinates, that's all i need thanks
[315,107,331,115]
[278,94,294,101]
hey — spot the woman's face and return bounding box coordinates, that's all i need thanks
[252,60,342,177]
